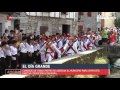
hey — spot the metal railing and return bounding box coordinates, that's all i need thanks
[103,46,120,54]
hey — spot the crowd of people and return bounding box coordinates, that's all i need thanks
[0,27,120,75]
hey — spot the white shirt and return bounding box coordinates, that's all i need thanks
[3,45,12,56]
[33,44,40,51]
[0,41,1,45]
[0,47,6,58]
[10,46,18,55]
[63,39,69,50]
[19,42,27,53]
[26,43,34,53]
[67,41,79,55]
[57,39,63,49]
[40,41,47,52]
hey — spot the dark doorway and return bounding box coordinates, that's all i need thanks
[62,24,70,34]
[0,23,2,36]
[40,26,48,35]
[14,19,20,30]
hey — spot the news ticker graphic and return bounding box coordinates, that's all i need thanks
[21,64,110,69]
[5,64,110,75]
[5,69,21,74]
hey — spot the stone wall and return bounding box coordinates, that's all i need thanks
[78,12,98,32]
[0,14,8,35]
[20,13,78,35]
[64,48,108,64]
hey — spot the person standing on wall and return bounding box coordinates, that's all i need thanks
[109,30,116,46]
[101,28,108,46]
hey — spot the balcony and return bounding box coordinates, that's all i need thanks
[25,12,75,19]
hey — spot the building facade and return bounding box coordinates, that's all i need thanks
[0,12,21,35]
[78,12,99,32]
[98,12,116,28]
[14,12,78,36]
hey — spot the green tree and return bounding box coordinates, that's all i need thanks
[114,18,120,28]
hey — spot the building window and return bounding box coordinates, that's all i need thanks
[87,12,92,17]
[78,25,83,31]
[61,12,67,14]
[79,12,84,15]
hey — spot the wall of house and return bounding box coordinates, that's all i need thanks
[19,12,78,36]
[78,12,98,32]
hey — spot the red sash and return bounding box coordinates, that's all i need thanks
[46,43,54,58]
[46,43,54,53]
[67,42,77,54]
[87,40,93,48]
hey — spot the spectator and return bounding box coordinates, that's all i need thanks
[101,28,108,46]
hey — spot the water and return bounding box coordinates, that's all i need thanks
[106,58,120,78]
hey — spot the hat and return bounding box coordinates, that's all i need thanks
[81,35,87,39]
[68,37,74,40]
[40,36,46,40]
[46,37,51,41]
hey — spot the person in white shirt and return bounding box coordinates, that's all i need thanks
[51,36,61,59]
[19,36,28,65]
[0,45,6,75]
[94,32,102,46]
[45,37,55,62]
[26,37,34,64]
[39,37,47,63]
[3,30,9,41]
[66,37,79,56]
[79,36,88,52]
[33,38,40,63]
[2,40,12,69]
[10,40,18,69]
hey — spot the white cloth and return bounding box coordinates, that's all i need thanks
[10,46,17,55]
[45,43,55,62]
[66,41,79,55]
[0,47,6,58]
[40,41,47,63]
[3,45,12,56]
[33,44,40,51]
[46,52,54,62]
[57,39,63,50]
[80,41,86,52]
[26,43,34,53]
[63,39,69,51]
[110,42,115,46]
[51,43,61,58]
[0,41,1,45]
[19,42,27,53]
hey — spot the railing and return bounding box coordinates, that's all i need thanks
[103,46,120,54]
